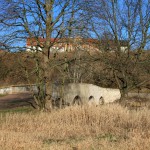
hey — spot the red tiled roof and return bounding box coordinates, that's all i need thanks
[26,37,59,46]
[26,37,101,47]
[26,37,128,47]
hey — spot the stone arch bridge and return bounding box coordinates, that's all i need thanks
[52,83,121,106]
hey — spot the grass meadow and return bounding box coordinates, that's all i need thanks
[0,104,150,150]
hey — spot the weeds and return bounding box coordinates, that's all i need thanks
[0,104,150,149]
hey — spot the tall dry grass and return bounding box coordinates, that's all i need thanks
[0,104,150,150]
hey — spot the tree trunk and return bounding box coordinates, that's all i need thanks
[42,0,54,111]
[120,88,128,101]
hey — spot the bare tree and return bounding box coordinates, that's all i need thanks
[81,0,150,99]
[0,0,81,111]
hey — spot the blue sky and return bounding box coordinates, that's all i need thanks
[0,0,150,51]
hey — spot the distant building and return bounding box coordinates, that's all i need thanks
[26,37,128,53]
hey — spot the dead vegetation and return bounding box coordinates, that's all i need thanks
[0,51,149,89]
[1,104,150,150]
[118,97,150,110]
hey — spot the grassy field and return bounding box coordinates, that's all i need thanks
[0,104,150,150]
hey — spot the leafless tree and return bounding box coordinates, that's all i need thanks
[0,0,82,111]
[81,0,150,99]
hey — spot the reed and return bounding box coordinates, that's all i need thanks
[0,104,150,150]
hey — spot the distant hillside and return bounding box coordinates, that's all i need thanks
[0,51,36,86]
[0,50,149,92]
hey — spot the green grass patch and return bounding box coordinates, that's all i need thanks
[0,106,33,114]
[0,94,7,97]
[96,133,118,142]
[43,136,85,145]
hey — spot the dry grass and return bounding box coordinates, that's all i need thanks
[0,104,150,150]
